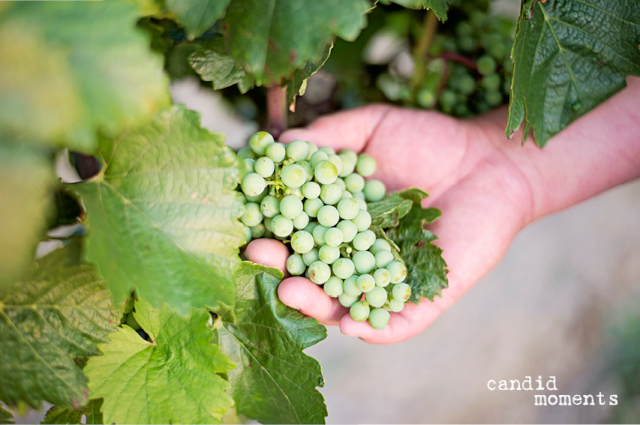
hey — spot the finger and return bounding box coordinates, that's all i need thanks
[279,104,392,152]
[277,277,348,326]
[245,238,290,275]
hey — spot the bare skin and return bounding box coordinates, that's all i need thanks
[246,77,640,344]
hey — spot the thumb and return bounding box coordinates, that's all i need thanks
[245,238,290,275]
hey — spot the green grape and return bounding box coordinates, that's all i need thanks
[368,308,390,330]
[351,190,365,200]
[291,230,314,254]
[356,273,376,293]
[254,157,275,178]
[272,214,293,237]
[337,198,359,220]
[334,177,346,191]
[264,217,273,232]
[338,154,356,177]
[457,36,475,52]
[481,74,501,91]
[387,261,408,283]
[250,223,265,239]
[363,180,386,202]
[298,161,314,182]
[353,251,375,274]
[293,211,310,230]
[339,293,359,308]
[352,209,372,232]
[242,226,252,244]
[391,283,412,302]
[457,74,476,95]
[370,239,391,255]
[302,249,319,266]
[485,90,503,106]
[320,183,342,205]
[417,88,437,108]
[281,163,306,188]
[339,148,358,163]
[439,90,457,109]
[374,268,391,287]
[289,187,304,199]
[304,222,317,234]
[241,173,266,197]
[245,187,268,203]
[454,103,470,117]
[365,286,388,308]
[314,160,339,185]
[302,182,321,199]
[324,227,344,247]
[345,173,365,193]
[318,146,335,155]
[243,158,255,172]
[356,198,367,211]
[352,230,376,251]
[312,225,328,245]
[337,220,358,243]
[324,276,344,298]
[376,249,394,269]
[350,301,370,322]
[249,131,274,155]
[455,20,473,37]
[317,205,339,227]
[266,142,286,163]
[286,140,310,161]
[238,147,256,160]
[477,54,497,75]
[343,275,362,297]
[356,154,376,177]
[319,245,340,264]
[327,154,343,175]
[305,141,318,160]
[260,196,280,218]
[340,190,353,201]
[286,254,306,276]
[387,298,405,313]
[241,202,263,227]
[304,198,324,217]
[332,257,355,279]
[308,261,331,284]
[309,151,329,168]
[279,195,303,219]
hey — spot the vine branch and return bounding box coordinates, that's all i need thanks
[267,85,287,138]
[410,10,438,93]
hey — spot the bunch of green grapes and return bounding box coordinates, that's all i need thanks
[238,132,411,330]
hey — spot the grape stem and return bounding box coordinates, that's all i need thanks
[410,9,438,93]
[267,85,287,138]
[440,51,478,71]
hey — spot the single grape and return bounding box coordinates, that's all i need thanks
[365,286,388,308]
[376,249,394,269]
[238,147,256,160]
[319,245,340,264]
[314,160,339,185]
[356,154,376,177]
[369,308,390,330]
[320,183,342,205]
[250,223,265,239]
[332,257,355,279]
[356,274,376,293]
[241,173,266,197]
[457,36,475,52]
[242,225,252,244]
[391,283,412,302]
[337,220,358,243]
[387,261,408,283]
[302,248,319,266]
[305,141,318,160]
[485,90,503,106]
[356,198,367,211]
[351,190,365,200]
[304,222,317,234]
[345,173,365,193]
[327,154,343,175]
[318,146,335,155]
[291,230,314,254]
[254,157,275,178]
[387,298,405,313]
[337,198,359,220]
[340,190,353,200]
[353,250,375,274]
[266,142,286,163]
[455,20,473,37]
[352,209,372,232]
[286,140,310,161]
[304,198,324,217]
[249,131,274,155]
[417,88,437,108]
[241,202,263,227]
[457,74,476,95]
[374,268,391,287]
[334,177,346,191]
[245,187,268,203]
[264,217,273,232]
[481,74,501,91]
[338,154,356,177]
[477,54,497,75]
[309,151,329,168]
[364,180,386,202]
[343,275,362,296]
[292,211,310,230]
[439,90,456,109]
[339,148,358,163]
[339,293,359,308]
[324,276,344,298]
[317,205,339,227]
[281,163,306,188]
[302,182,321,199]
[352,230,376,251]
[312,225,328,245]
[370,239,391,255]
[260,196,280,218]
[308,261,331,284]
[286,254,306,276]
[272,214,294,237]
[298,161,314,182]
[279,195,303,219]
[324,227,344,247]
[243,158,256,172]
[350,301,370,322]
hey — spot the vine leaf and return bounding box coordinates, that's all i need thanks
[73,106,246,316]
[85,299,235,425]
[222,0,370,86]
[286,44,333,110]
[218,262,328,424]
[188,38,255,92]
[384,0,455,21]
[505,0,640,146]
[0,1,168,152]
[0,245,118,409]
[164,0,231,40]
[0,142,53,294]
[42,400,103,425]
[0,406,14,424]
[367,188,427,228]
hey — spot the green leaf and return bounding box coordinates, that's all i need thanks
[505,0,640,146]
[42,400,103,425]
[222,0,370,86]
[0,406,14,424]
[368,188,428,228]
[218,262,328,424]
[85,299,235,424]
[189,38,255,92]
[286,43,333,109]
[0,245,118,409]
[384,0,452,21]
[73,106,246,316]
[0,141,54,294]
[165,0,231,39]
[0,1,169,152]
[385,198,448,303]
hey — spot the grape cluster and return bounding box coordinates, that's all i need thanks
[238,131,411,330]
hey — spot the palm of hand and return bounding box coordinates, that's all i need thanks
[246,105,533,343]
